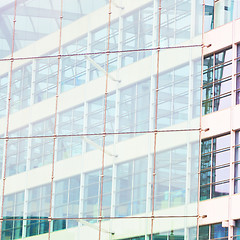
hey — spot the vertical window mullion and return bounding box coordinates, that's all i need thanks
[212,53,215,113]
[210,138,213,199]
[134,84,138,135]
[131,161,134,216]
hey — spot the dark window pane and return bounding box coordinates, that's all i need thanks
[199,225,209,240]
[200,170,211,185]
[200,185,210,201]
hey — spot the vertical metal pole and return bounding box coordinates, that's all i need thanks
[197,0,205,239]
[228,20,236,240]
[150,0,161,239]
[98,1,112,240]
[0,0,17,239]
[47,0,63,239]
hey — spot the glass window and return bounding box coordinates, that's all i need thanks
[7,127,28,177]
[30,116,54,169]
[11,64,32,113]
[61,37,87,92]
[190,142,199,203]
[119,80,150,141]
[150,229,185,240]
[199,223,228,240]
[120,237,145,240]
[121,4,153,67]
[161,0,192,46]
[2,192,24,240]
[90,21,119,81]
[57,105,84,161]
[34,53,58,103]
[154,146,187,210]
[211,223,228,239]
[0,74,8,118]
[200,134,230,200]
[199,225,209,240]
[83,167,112,222]
[156,65,190,129]
[0,135,3,179]
[26,184,51,237]
[236,44,240,104]
[53,175,80,231]
[115,157,147,217]
[87,93,116,151]
[205,0,240,32]
[202,48,232,115]
[234,131,240,193]
[234,219,240,239]
[205,0,214,32]
[192,59,202,118]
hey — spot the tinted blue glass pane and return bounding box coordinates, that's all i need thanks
[211,223,228,239]
[201,139,212,155]
[234,220,240,237]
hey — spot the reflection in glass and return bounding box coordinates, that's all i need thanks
[155,146,187,209]
[122,4,153,66]
[201,134,230,200]
[61,37,87,92]
[2,192,24,240]
[202,48,232,115]
[199,225,209,240]
[205,0,214,32]
[11,64,32,113]
[119,80,150,141]
[57,105,84,161]
[157,65,190,128]
[211,222,228,239]
[212,181,229,198]
[0,74,8,118]
[53,175,80,231]
[62,0,108,27]
[14,0,61,52]
[90,21,119,81]
[7,127,28,177]
[34,53,58,103]
[116,157,147,216]
[26,184,50,237]
[151,229,184,240]
[83,167,112,222]
[30,117,54,169]
[87,93,115,151]
[214,0,234,28]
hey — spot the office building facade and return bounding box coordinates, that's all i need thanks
[0,0,239,239]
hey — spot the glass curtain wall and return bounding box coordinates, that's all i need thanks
[0,0,202,239]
